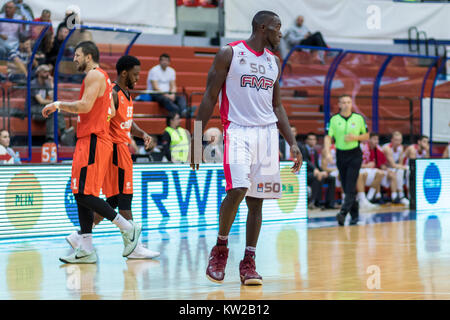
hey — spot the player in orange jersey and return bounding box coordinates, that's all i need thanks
[42,41,142,264]
[65,55,160,259]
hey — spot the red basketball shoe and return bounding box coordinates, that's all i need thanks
[239,254,263,285]
[206,245,229,283]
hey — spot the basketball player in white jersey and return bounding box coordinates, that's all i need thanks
[190,11,302,286]
[382,131,409,205]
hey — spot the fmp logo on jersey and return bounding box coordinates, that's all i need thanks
[423,162,441,204]
[5,171,43,229]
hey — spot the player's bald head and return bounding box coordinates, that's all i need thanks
[251,10,279,32]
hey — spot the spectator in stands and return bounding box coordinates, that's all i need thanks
[442,143,450,158]
[1,0,33,21]
[30,64,71,143]
[382,131,409,205]
[284,15,328,63]
[147,53,192,118]
[45,24,69,67]
[7,33,37,83]
[0,1,25,58]
[301,132,336,209]
[279,126,301,160]
[161,112,190,162]
[0,129,20,164]
[361,132,397,204]
[31,9,52,40]
[203,127,223,163]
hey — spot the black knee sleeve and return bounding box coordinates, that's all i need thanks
[118,193,133,211]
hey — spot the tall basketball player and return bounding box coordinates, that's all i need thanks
[65,55,160,259]
[42,41,142,264]
[190,11,303,285]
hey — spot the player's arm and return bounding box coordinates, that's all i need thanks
[272,56,302,173]
[42,70,103,117]
[190,45,232,170]
[196,46,232,132]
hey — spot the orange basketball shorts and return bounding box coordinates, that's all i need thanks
[71,134,113,197]
[102,142,133,198]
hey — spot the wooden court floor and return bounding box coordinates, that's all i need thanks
[1,207,449,300]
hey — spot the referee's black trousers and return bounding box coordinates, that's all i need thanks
[336,147,362,218]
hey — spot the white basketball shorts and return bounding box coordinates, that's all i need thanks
[223,122,281,199]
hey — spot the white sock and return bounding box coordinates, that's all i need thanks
[112,214,132,232]
[391,192,398,200]
[376,192,381,199]
[367,188,376,200]
[80,233,94,252]
[357,192,366,202]
[399,191,405,198]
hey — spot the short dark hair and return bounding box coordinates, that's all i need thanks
[251,10,278,32]
[166,112,180,126]
[418,135,429,142]
[75,41,99,63]
[370,132,379,138]
[116,55,141,75]
[159,53,170,61]
[42,9,51,15]
[306,132,316,138]
[18,33,30,43]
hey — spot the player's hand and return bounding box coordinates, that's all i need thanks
[42,101,59,118]
[290,144,303,173]
[143,134,152,150]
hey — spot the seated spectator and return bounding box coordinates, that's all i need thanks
[31,9,53,40]
[161,112,190,163]
[0,1,25,58]
[1,0,33,21]
[320,142,341,191]
[382,131,409,205]
[30,64,71,143]
[45,24,69,67]
[0,128,20,164]
[300,132,336,209]
[279,126,301,160]
[7,33,37,83]
[284,15,328,62]
[203,127,223,163]
[361,132,397,204]
[147,53,192,117]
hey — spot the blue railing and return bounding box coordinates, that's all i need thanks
[52,25,141,160]
[282,45,441,140]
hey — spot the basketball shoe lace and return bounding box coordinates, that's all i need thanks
[210,246,228,269]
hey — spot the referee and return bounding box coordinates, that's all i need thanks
[323,94,369,226]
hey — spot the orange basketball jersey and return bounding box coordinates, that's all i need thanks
[76,67,113,140]
[109,84,133,144]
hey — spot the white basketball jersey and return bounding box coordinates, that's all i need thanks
[383,142,403,164]
[219,40,279,127]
